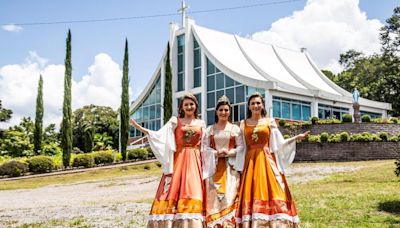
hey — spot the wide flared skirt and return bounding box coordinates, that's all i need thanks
[148,147,204,227]
[236,147,299,227]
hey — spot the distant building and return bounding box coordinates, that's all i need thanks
[129,18,391,138]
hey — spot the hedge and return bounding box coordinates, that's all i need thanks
[27,156,54,173]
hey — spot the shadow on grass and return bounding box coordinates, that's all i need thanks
[378,200,400,215]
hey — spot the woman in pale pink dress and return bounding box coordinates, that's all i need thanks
[130,93,205,227]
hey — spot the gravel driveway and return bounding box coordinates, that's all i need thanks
[0,163,360,227]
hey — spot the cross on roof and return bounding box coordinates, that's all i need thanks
[178,0,188,28]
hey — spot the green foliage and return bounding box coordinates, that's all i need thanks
[155,162,162,167]
[93,132,113,151]
[0,130,33,157]
[378,132,389,141]
[0,100,12,122]
[120,39,130,161]
[311,116,319,124]
[163,43,173,124]
[42,142,62,156]
[388,136,399,142]
[395,156,400,177]
[72,147,83,154]
[390,117,399,124]
[61,29,73,168]
[92,151,114,165]
[144,164,151,170]
[0,160,28,177]
[72,154,95,168]
[145,147,155,159]
[27,156,54,173]
[307,135,320,143]
[127,148,149,161]
[317,118,342,124]
[34,75,44,155]
[320,132,329,142]
[283,134,291,139]
[342,114,352,123]
[328,134,341,143]
[361,114,371,123]
[339,132,350,142]
[350,132,378,142]
[279,119,286,126]
[371,117,391,124]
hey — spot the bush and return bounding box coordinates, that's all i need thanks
[328,134,341,143]
[320,132,329,142]
[42,142,62,156]
[395,157,400,177]
[72,154,95,168]
[342,114,353,123]
[311,116,319,125]
[390,117,398,124]
[73,147,83,154]
[307,135,320,143]
[361,114,371,123]
[92,151,114,165]
[378,132,389,141]
[127,148,149,161]
[27,156,54,173]
[388,136,399,142]
[145,147,155,159]
[283,134,291,139]
[0,160,28,177]
[339,132,350,142]
[279,119,286,127]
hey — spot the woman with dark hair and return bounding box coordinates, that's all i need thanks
[235,92,309,227]
[130,93,206,227]
[203,95,244,227]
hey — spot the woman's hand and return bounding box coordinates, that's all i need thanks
[129,118,149,135]
[295,131,310,141]
[217,148,229,158]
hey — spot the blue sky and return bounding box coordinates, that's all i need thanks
[0,0,398,127]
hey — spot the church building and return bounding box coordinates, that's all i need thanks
[129,16,391,139]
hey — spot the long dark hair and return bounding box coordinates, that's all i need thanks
[214,96,232,123]
[247,92,266,118]
[178,93,199,118]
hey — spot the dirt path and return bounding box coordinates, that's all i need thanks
[0,162,361,227]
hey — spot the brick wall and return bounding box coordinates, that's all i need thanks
[280,123,400,136]
[295,142,400,162]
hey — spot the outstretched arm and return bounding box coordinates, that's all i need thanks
[129,118,149,135]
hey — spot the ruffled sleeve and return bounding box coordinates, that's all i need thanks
[269,118,296,173]
[202,125,217,179]
[147,116,177,174]
[228,124,245,171]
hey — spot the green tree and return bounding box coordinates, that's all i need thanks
[0,130,33,157]
[34,75,44,154]
[0,100,12,122]
[120,39,130,160]
[93,132,113,151]
[163,43,173,123]
[61,30,73,167]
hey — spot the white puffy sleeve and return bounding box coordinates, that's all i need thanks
[202,125,217,180]
[269,118,296,173]
[147,116,177,174]
[233,120,247,172]
[228,124,245,172]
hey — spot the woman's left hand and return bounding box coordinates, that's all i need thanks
[296,131,310,140]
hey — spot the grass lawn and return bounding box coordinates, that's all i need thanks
[292,160,400,227]
[0,162,162,191]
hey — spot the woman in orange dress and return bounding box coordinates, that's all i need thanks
[203,96,244,227]
[130,93,206,227]
[235,92,309,227]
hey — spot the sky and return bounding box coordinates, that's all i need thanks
[0,0,398,128]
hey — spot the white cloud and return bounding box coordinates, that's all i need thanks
[2,24,23,32]
[0,52,131,129]
[251,0,383,73]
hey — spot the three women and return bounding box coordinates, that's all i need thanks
[130,92,308,227]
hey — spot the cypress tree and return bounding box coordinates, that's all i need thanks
[163,43,173,122]
[120,39,130,161]
[34,74,44,154]
[61,30,73,167]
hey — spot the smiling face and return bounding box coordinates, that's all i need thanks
[216,104,231,123]
[179,98,198,118]
[247,94,266,118]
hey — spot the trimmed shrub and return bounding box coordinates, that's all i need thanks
[311,116,319,125]
[279,119,286,127]
[145,147,155,159]
[361,114,371,123]
[388,136,399,142]
[72,154,95,168]
[127,148,149,161]
[339,132,350,142]
[328,134,341,143]
[378,132,389,141]
[27,156,54,173]
[342,114,352,123]
[92,151,114,165]
[320,132,329,142]
[0,160,28,177]
[390,117,398,124]
[307,135,320,143]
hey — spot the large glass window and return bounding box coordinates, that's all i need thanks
[130,75,162,137]
[193,38,201,88]
[177,35,185,91]
[206,57,264,125]
[318,104,349,120]
[273,96,311,121]
[360,110,381,119]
